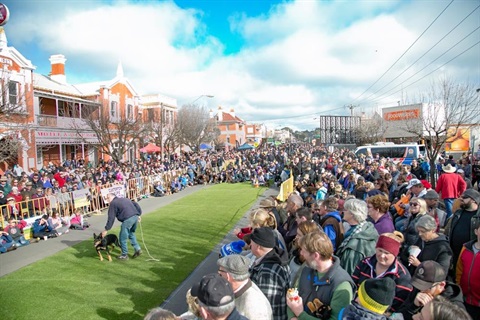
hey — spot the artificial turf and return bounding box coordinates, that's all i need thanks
[0,183,267,320]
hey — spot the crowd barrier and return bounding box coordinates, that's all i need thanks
[0,168,187,231]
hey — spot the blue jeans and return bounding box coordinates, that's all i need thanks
[0,241,14,253]
[13,236,30,247]
[444,198,454,220]
[119,215,141,255]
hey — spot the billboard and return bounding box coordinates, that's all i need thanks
[445,127,470,152]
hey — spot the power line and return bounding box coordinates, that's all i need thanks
[356,4,480,106]
[370,39,480,102]
[368,27,480,104]
[348,0,455,105]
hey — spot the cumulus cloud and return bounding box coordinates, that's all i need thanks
[3,0,479,130]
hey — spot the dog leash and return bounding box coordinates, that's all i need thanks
[138,218,160,262]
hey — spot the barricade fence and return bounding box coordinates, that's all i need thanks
[0,168,187,230]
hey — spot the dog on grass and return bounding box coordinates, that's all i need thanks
[93,233,120,261]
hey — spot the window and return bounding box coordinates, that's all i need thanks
[127,104,133,120]
[8,81,18,105]
[110,101,118,118]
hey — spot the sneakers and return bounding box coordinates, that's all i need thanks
[132,249,142,259]
[117,254,129,260]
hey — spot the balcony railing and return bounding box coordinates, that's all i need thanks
[36,115,91,129]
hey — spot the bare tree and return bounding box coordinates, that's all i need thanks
[74,104,148,164]
[0,69,32,166]
[174,103,219,151]
[355,112,388,145]
[403,77,480,185]
[143,107,176,158]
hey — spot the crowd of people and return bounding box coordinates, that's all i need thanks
[0,144,478,320]
[142,145,477,320]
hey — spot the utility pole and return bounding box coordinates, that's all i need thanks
[345,104,356,116]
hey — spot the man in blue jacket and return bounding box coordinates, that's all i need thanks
[102,193,142,260]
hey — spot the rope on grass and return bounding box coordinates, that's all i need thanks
[138,218,160,262]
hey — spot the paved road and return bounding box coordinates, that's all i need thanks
[0,183,278,315]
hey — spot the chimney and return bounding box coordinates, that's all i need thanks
[230,108,235,118]
[217,106,223,121]
[49,54,67,84]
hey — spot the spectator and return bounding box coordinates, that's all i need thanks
[407,215,452,275]
[144,307,177,320]
[48,211,70,236]
[249,227,290,320]
[339,277,397,320]
[456,168,472,189]
[367,194,395,235]
[411,159,426,180]
[336,198,379,274]
[191,273,248,320]
[217,254,273,320]
[435,163,466,220]
[32,215,56,240]
[423,190,447,231]
[287,232,354,320]
[4,218,30,246]
[31,186,49,215]
[352,232,413,313]
[0,230,16,253]
[399,198,428,267]
[412,296,472,320]
[456,218,480,320]
[446,189,480,277]
[396,260,465,320]
[69,209,90,230]
[288,220,322,286]
[317,197,344,252]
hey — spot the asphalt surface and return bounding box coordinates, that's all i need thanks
[0,183,278,315]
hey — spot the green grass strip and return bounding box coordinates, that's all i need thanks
[0,183,266,320]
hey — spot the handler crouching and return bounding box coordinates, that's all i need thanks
[102,193,142,260]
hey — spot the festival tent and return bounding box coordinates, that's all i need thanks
[139,143,161,153]
[199,143,213,150]
[237,143,255,150]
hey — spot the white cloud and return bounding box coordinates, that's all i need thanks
[4,0,479,131]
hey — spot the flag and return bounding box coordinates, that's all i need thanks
[277,171,294,202]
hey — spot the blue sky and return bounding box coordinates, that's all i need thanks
[2,0,479,130]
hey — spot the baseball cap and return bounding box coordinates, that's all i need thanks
[406,179,422,189]
[191,273,234,307]
[411,260,447,291]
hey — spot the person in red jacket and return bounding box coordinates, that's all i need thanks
[435,163,466,220]
[456,218,480,320]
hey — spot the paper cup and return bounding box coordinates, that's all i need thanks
[409,245,421,257]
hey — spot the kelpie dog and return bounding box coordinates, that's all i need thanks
[93,233,120,261]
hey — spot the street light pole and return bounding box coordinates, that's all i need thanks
[192,94,214,104]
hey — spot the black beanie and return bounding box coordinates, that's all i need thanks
[250,227,276,248]
[358,277,396,314]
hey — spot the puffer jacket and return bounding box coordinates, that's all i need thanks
[352,255,412,312]
[336,221,379,274]
[339,301,393,320]
[456,239,480,307]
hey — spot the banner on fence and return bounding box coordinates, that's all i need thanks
[72,189,92,209]
[100,184,126,202]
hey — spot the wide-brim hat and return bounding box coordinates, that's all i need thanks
[442,164,456,173]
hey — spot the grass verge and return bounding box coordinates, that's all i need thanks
[0,183,266,320]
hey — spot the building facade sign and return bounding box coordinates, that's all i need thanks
[35,130,99,144]
[383,109,420,121]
